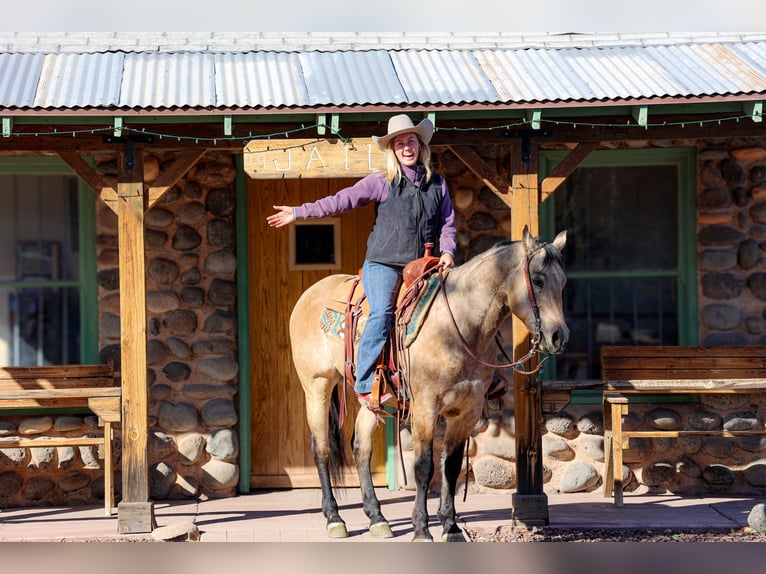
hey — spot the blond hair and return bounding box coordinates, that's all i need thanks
[383,137,433,185]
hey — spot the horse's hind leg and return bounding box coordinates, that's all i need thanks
[305,381,348,538]
[353,407,393,538]
[437,430,467,542]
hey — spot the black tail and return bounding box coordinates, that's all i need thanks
[327,385,348,486]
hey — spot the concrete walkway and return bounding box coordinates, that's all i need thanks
[1,488,763,542]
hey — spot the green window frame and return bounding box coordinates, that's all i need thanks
[539,147,698,402]
[0,157,99,366]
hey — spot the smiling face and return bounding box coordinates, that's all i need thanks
[392,132,421,167]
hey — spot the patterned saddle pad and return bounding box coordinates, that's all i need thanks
[319,272,441,348]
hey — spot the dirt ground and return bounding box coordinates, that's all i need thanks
[465,525,766,542]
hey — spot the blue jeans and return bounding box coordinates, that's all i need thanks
[354,260,402,394]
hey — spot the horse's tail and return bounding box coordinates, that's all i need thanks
[327,384,348,486]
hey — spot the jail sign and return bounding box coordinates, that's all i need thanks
[244,138,386,179]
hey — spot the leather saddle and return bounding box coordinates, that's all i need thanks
[322,246,443,415]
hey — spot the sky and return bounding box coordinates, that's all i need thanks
[6,0,766,32]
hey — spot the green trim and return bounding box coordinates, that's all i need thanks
[234,155,252,494]
[78,169,99,364]
[385,410,396,489]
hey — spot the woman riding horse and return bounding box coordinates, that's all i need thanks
[266,114,456,411]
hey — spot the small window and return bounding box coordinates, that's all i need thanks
[289,218,341,270]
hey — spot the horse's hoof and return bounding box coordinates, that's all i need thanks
[412,534,434,542]
[327,522,349,538]
[369,522,394,538]
[442,530,467,542]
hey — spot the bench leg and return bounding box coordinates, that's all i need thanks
[603,431,614,497]
[611,401,624,507]
[104,421,114,516]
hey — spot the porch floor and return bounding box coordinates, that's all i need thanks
[0,488,762,542]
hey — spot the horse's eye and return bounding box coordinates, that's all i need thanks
[532,274,545,289]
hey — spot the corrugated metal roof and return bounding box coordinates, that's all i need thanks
[298,51,406,106]
[0,53,45,107]
[121,52,216,108]
[391,50,499,105]
[214,52,308,108]
[34,52,123,107]
[1,39,766,113]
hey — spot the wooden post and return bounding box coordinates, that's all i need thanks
[509,141,549,527]
[115,148,156,534]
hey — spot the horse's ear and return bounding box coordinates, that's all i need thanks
[552,229,567,252]
[522,225,536,254]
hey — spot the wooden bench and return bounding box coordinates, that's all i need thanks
[0,363,120,515]
[601,345,766,507]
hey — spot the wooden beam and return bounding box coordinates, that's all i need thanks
[58,151,118,214]
[116,149,155,534]
[146,149,207,209]
[509,140,549,527]
[445,144,513,208]
[540,142,599,201]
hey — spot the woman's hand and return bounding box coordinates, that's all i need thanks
[266,205,295,228]
[439,252,454,269]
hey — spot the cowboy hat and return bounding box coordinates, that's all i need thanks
[372,114,434,151]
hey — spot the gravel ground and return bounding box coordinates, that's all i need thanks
[465,526,766,542]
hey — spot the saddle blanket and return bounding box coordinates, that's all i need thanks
[318,273,441,348]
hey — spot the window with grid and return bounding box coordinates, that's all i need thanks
[0,162,97,366]
[540,148,697,381]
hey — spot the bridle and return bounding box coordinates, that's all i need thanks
[438,243,551,375]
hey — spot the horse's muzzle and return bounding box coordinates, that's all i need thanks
[542,328,569,355]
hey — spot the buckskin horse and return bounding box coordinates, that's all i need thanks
[288,227,568,541]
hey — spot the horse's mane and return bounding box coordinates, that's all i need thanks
[452,237,563,278]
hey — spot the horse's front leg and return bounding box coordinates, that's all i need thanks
[410,413,437,541]
[353,408,393,538]
[437,428,467,542]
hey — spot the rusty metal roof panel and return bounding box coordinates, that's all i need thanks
[474,42,766,104]
[120,52,216,108]
[214,51,308,108]
[33,52,124,108]
[0,53,45,107]
[297,50,406,106]
[390,50,499,104]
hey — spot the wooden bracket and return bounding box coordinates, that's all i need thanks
[446,144,513,208]
[540,141,599,200]
[147,149,207,210]
[58,151,119,214]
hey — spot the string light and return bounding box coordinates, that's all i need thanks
[1,112,761,143]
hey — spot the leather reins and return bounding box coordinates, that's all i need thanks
[437,244,550,375]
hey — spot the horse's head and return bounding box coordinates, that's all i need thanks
[516,226,569,355]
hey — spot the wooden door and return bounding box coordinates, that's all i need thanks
[248,177,388,488]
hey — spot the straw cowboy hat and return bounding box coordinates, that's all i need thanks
[372,114,434,151]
